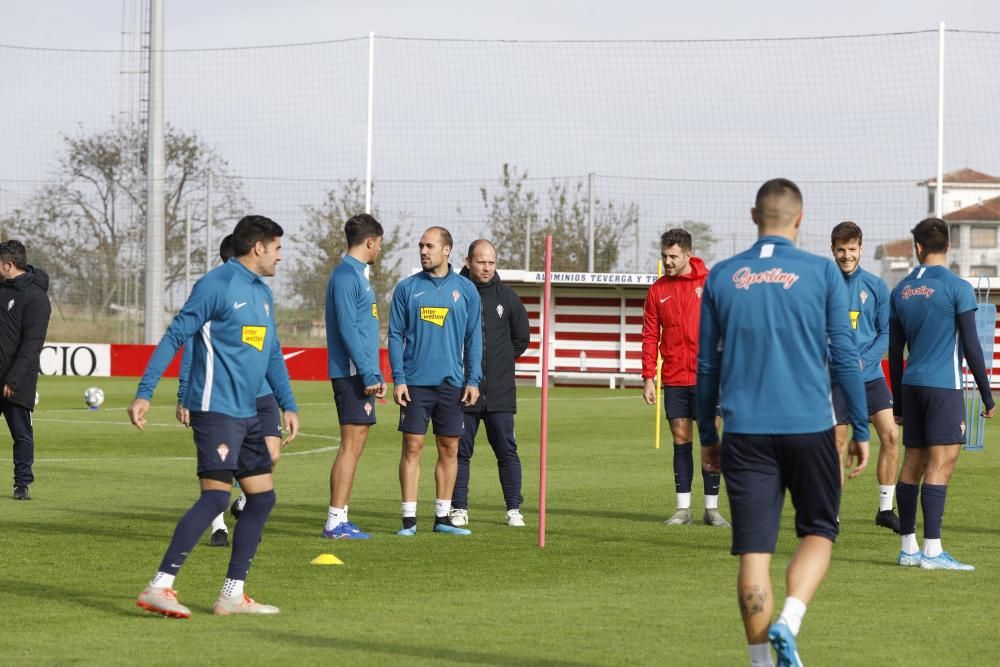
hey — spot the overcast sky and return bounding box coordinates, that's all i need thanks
[1,0,997,49]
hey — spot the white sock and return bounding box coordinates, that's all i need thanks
[778,596,807,636]
[221,578,244,599]
[235,493,247,512]
[923,537,943,558]
[676,492,692,510]
[435,498,451,518]
[401,501,417,518]
[900,533,919,554]
[748,643,774,667]
[705,495,719,510]
[325,506,347,532]
[150,572,175,589]
[879,485,895,512]
[210,513,228,533]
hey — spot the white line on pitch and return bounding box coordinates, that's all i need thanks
[33,444,340,463]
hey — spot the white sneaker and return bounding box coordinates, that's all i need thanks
[506,509,525,527]
[450,508,469,526]
[212,593,280,616]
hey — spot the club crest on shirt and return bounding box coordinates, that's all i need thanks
[695,287,703,299]
[452,290,460,303]
[6,299,13,311]
[859,290,868,305]
[364,402,372,416]
[420,307,450,327]
[496,304,505,318]
[217,443,230,462]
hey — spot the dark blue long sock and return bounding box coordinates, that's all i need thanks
[673,443,693,494]
[897,481,919,536]
[227,490,276,581]
[702,469,720,497]
[157,490,231,575]
[920,483,947,540]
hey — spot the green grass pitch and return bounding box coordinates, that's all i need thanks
[2,376,998,665]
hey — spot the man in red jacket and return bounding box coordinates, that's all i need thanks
[641,229,728,527]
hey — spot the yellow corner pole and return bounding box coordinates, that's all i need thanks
[654,259,664,449]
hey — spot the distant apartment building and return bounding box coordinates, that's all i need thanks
[876,169,1000,284]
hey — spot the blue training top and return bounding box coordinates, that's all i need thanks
[136,258,298,418]
[890,264,977,390]
[696,236,869,442]
[842,265,891,383]
[326,255,383,386]
[388,266,483,388]
[177,344,282,406]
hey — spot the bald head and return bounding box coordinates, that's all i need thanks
[752,178,803,234]
[466,238,498,284]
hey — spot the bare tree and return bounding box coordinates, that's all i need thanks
[291,178,408,340]
[3,122,246,318]
[481,164,638,272]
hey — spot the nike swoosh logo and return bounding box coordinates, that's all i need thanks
[660,296,672,303]
[234,301,248,309]
[413,291,426,298]
[282,350,306,361]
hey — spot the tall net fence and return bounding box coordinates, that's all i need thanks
[2,29,999,344]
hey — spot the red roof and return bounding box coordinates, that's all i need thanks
[920,169,1000,186]
[943,195,1000,222]
[874,239,913,259]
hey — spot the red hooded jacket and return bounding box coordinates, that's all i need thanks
[641,256,708,386]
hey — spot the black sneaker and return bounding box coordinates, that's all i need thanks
[13,485,30,500]
[210,528,230,547]
[875,509,901,534]
[230,497,243,521]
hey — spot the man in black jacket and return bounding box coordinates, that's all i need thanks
[0,240,51,500]
[453,240,531,527]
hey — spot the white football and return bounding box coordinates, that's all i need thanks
[84,386,105,408]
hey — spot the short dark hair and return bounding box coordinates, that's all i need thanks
[344,213,383,248]
[755,178,802,212]
[0,239,27,270]
[427,226,453,250]
[911,217,949,254]
[831,221,863,246]
[219,234,235,262]
[231,215,283,257]
[467,239,496,258]
[660,229,692,252]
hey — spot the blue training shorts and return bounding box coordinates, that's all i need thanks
[256,394,282,438]
[721,429,841,554]
[901,385,966,447]
[398,384,464,436]
[832,378,893,425]
[190,411,272,478]
[331,376,377,426]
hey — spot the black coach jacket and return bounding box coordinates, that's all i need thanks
[0,266,51,410]
[460,266,530,414]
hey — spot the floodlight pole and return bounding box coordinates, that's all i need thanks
[587,172,595,272]
[935,21,945,217]
[143,0,165,343]
[184,203,191,295]
[365,31,375,214]
[206,171,213,272]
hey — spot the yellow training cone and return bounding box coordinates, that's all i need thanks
[311,553,344,565]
